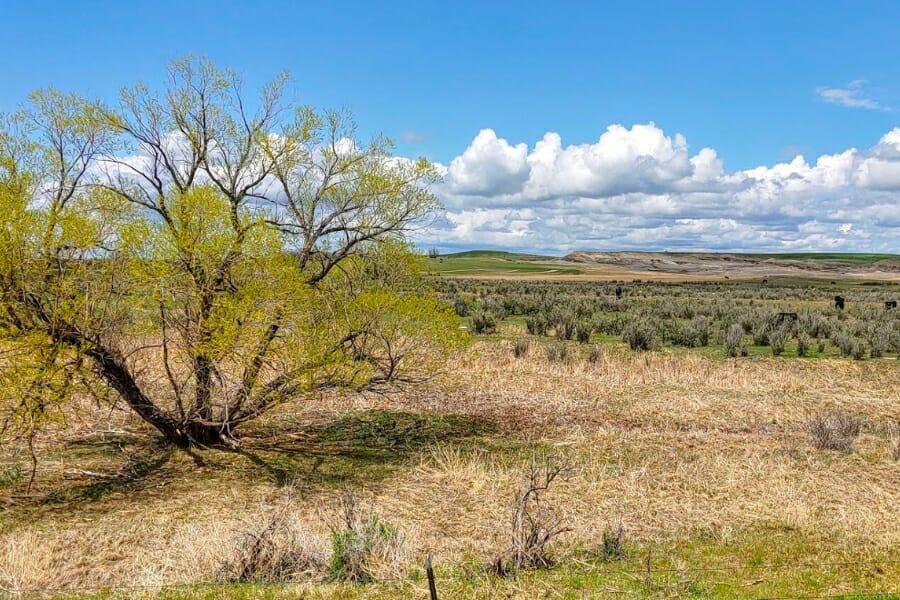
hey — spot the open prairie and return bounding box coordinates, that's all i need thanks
[2,268,899,600]
[431,251,900,283]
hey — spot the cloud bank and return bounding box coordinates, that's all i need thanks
[417,124,900,253]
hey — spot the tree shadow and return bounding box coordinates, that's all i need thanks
[40,438,175,504]
[237,409,497,487]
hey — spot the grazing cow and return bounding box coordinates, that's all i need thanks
[777,312,798,323]
[834,295,845,310]
[615,286,623,299]
[886,300,898,310]
[762,278,768,285]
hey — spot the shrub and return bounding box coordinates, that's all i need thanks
[453,297,469,317]
[220,496,325,583]
[586,344,604,364]
[797,333,810,357]
[770,323,790,356]
[491,455,571,576]
[690,316,713,347]
[513,339,530,359]
[752,325,770,347]
[551,310,577,341]
[807,411,864,453]
[724,324,748,357]
[575,321,593,344]
[599,524,626,562]
[329,491,405,583]
[545,343,572,364]
[525,313,549,336]
[621,320,658,352]
[471,311,497,335]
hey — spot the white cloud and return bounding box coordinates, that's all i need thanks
[815,80,887,111]
[416,124,900,253]
[447,129,529,195]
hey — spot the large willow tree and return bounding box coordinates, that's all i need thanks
[0,58,461,450]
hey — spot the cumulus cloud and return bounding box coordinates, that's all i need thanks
[415,124,900,253]
[816,80,887,111]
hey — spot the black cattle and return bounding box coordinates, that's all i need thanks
[615,286,623,299]
[762,278,768,285]
[777,312,798,323]
[886,300,898,310]
[834,295,845,310]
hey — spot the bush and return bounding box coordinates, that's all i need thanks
[690,316,713,347]
[770,323,791,356]
[220,496,325,583]
[453,297,469,317]
[329,491,405,583]
[807,411,864,453]
[797,333,810,357]
[551,310,577,341]
[586,344,604,364]
[724,324,748,357]
[490,455,571,576]
[471,311,497,335]
[621,320,658,352]
[599,524,626,562]
[575,320,593,344]
[545,343,572,364]
[525,313,549,336]
[513,339,530,358]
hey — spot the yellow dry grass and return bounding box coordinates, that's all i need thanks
[1,342,899,597]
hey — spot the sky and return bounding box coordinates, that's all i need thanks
[1,0,899,254]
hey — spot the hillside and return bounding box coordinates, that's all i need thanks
[563,251,900,280]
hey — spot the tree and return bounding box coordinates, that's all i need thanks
[0,57,463,451]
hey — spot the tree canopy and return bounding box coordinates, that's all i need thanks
[0,57,462,452]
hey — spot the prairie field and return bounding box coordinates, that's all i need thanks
[2,299,899,599]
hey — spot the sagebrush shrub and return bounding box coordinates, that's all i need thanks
[545,343,572,364]
[471,311,497,335]
[622,320,658,352]
[329,492,405,583]
[513,339,530,358]
[807,411,864,453]
[599,524,626,562]
[724,324,748,357]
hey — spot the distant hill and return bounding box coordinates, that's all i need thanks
[563,251,900,278]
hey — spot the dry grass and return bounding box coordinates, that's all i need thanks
[1,342,899,597]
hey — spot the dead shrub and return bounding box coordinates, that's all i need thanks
[807,411,864,453]
[220,493,325,583]
[490,455,572,576]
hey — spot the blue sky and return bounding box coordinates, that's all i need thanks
[2,1,899,252]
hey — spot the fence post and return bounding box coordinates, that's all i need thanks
[425,554,438,600]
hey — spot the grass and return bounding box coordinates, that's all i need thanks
[427,252,583,276]
[2,341,899,598]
